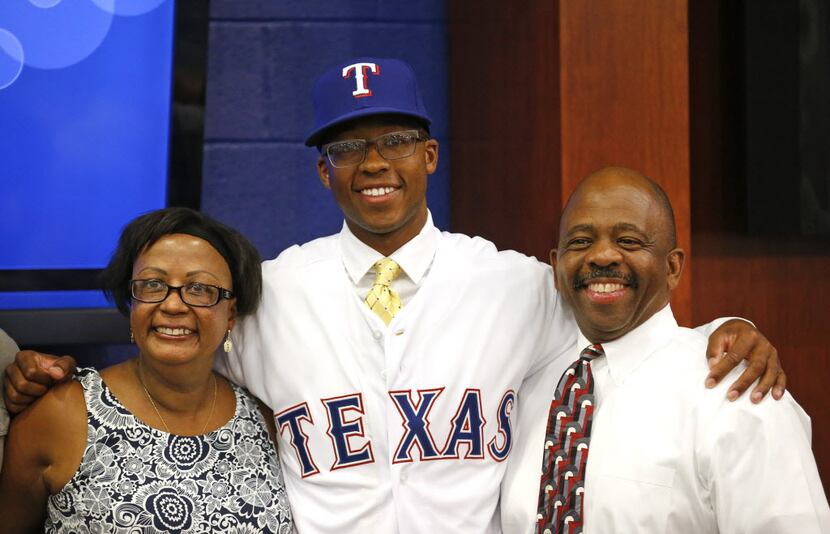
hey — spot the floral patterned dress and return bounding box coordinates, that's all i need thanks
[45,368,293,533]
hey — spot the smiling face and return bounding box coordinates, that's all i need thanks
[316,116,439,256]
[130,233,236,366]
[552,169,684,343]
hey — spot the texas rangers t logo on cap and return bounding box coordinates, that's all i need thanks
[305,57,432,146]
[342,62,380,98]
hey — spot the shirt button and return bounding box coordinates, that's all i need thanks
[400,473,408,483]
[373,330,382,340]
[381,370,387,380]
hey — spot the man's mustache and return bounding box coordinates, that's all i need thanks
[572,267,638,289]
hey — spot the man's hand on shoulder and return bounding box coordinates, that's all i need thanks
[704,319,786,404]
[3,350,77,414]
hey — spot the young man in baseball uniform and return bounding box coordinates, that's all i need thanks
[5,58,785,533]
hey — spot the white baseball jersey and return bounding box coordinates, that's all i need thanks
[219,215,577,533]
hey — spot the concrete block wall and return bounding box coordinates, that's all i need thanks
[202,0,450,260]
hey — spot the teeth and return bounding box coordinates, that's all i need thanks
[155,327,193,336]
[588,283,624,294]
[361,187,396,197]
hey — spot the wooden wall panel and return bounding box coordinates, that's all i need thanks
[558,0,692,326]
[449,0,692,323]
[691,244,830,498]
[448,1,562,262]
[689,0,830,498]
[451,0,828,503]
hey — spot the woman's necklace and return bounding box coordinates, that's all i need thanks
[137,359,218,435]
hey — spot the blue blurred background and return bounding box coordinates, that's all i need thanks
[0,0,449,366]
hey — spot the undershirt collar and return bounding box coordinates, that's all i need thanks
[340,210,438,287]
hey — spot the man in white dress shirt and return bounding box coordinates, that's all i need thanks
[501,167,830,533]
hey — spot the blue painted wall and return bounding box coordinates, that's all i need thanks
[202,0,449,260]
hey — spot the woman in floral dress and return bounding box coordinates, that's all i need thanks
[0,208,293,533]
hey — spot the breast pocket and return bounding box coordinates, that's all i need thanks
[590,464,676,533]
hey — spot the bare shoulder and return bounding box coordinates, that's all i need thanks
[6,377,86,476]
[99,358,135,383]
[13,378,85,434]
[0,377,86,527]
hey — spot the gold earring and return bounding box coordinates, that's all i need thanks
[130,329,134,343]
[223,329,232,353]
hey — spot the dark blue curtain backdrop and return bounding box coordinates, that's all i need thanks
[202,0,450,261]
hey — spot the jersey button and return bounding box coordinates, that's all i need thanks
[400,473,408,484]
[373,330,382,340]
[380,370,387,380]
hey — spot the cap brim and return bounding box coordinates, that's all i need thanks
[304,107,432,147]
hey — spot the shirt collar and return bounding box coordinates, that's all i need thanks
[576,304,678,386]
[340,211,438,285]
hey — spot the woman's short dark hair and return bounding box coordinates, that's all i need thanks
[101,207,262,317]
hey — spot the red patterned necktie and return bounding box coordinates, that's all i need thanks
[536,344,604,534]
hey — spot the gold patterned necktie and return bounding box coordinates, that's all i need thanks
[365,257,402,324]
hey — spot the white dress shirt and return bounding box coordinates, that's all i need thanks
[501,305,830,533]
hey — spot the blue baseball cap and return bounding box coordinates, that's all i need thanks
[305,57,432,147]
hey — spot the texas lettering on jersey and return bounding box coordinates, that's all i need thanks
[275,388,516,477]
